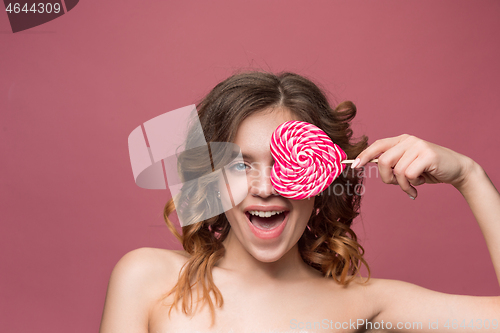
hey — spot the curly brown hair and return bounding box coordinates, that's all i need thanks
[161,70,370,327]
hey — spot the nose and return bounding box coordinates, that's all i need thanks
[248,164,279,198]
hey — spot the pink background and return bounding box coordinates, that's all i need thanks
[1,1,499,331]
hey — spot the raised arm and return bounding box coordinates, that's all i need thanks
[354,134,500,332]
[453,160,500,285]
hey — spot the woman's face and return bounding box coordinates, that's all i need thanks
[220,107,315,263]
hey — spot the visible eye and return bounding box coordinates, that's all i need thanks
[229,162,249,172]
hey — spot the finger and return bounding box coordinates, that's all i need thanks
[392,148,421,198]
[394,173,418,199]
[355,134,411,169]
[408,175,426,187]
[405,152,441,185]
[374,136,416,185]
[387,174,424,186]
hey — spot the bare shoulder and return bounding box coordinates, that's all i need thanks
[105,247,192,305]
[120,247,191,266]
[339,276,413,311]
[350,275,411,288]
[114,247,190,287]
[348,275,420,298]
[100,248,190,332]
[349,275,446,299]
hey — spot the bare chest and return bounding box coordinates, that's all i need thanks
[149,278,377,333]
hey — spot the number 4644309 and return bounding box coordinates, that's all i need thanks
[444,319,498,330]
[5,3,62,14]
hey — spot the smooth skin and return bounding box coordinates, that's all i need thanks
[99,109,500,333]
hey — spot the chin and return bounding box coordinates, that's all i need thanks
[247,242,291,263]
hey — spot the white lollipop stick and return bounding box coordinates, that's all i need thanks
[341,158,378,164]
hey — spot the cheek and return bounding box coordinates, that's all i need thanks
[217,172,248,211]
[223,208,242,230]
[223,209,235,225]
[299,198,315,217]
[292,199,315,228]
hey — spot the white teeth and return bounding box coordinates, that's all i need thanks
[248,210,284,218]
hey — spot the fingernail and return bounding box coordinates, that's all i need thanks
[351,158,361,169]
[408,194,415,200]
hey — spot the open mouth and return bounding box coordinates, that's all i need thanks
[245,210,288,230]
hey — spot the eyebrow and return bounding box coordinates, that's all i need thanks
[242,153,255,160]
[222,151,257,163]
[241,152,275,164]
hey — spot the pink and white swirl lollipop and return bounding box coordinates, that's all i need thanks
[270,121,353,199]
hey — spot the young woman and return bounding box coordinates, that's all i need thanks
[100,71,500,333]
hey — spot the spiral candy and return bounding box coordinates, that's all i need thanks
[270,121,347,199]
